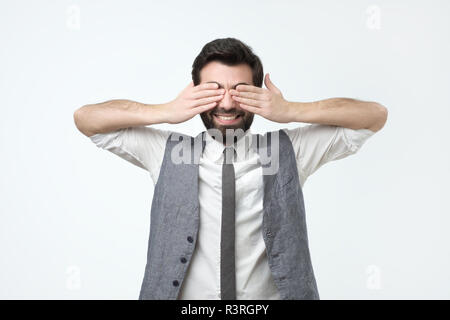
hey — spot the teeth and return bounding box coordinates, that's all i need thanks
[217,115,237,120]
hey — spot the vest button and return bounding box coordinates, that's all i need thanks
[172,280,179,287]
[180,257,187,263]
[187,236,194,243]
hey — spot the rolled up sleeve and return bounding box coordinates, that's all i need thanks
[89,126,172,184]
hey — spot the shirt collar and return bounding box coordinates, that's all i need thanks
[203,128,255,163]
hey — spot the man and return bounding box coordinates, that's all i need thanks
[73,37,387,300]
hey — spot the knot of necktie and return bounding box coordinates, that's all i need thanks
[223,146,237,165]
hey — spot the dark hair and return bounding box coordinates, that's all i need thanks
[191,37,263,87]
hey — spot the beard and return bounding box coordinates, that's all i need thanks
[200,107,254,144]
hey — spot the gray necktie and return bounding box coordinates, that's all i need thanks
[221,146,236,300]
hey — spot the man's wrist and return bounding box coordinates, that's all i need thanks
[287,101,316,123]
[142,102,170,125]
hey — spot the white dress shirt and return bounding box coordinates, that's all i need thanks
[89,124,374,299]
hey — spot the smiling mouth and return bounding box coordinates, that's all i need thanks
[216,114,239,120]
[213,114,242,125]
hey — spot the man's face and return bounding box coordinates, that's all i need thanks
[199,61,255,139]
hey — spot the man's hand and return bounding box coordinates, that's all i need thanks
[229,73,292,123]
[163,81,225,124]
[230,73,387,131]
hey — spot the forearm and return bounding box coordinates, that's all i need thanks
[288,98,388,132]
[73,99,168,137]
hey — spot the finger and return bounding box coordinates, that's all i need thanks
[193,82,219,92]
[231,95,261,107]
[192,88,225,99]
[264,73,281,94]
[192,94,223,107]
[191,101,218,114]
[236,84,264,94]
[182,81,195,92]
[238,103,261,114]
[230,90,262,100]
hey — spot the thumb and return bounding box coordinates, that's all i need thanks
[264,73,281,94]
[185,80,195,92]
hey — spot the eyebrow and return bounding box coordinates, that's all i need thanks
[206,81,250,89]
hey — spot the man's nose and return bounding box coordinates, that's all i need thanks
[218,89,237,111]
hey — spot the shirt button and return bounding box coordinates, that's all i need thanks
[180,257,187,263]
[187,236,194,243]
[172,280,179,287]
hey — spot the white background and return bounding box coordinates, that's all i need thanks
[1,0,449,299]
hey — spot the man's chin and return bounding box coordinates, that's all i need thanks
[211,125,245,138]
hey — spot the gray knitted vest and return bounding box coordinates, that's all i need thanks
[138,129,319,300]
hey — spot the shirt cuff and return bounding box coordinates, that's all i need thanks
[342,127,375,153]
[89,129,124,149]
